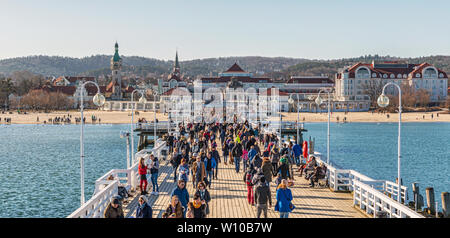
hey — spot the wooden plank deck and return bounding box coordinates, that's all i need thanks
[125,142,366,218]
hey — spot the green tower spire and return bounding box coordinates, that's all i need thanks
[175,50,180,69]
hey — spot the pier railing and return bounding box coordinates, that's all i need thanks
[68,180,119,218]
[68,139,167,218]
[135,121,175,131]
[313,152,421,218]
[353,180,423,218]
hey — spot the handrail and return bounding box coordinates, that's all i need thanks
[68,180,119,218]
[68,139,167,218]
[353,180,423,218]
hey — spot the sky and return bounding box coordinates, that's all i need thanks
[0,0,449,61]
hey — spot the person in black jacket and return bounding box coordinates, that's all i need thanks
[278,156,290,180]
[232,141,243,173]
[211,147,220,179]
[190,194,207,218]
[136,195,153,218]
[194,181,211,216]
[254,177,272,218]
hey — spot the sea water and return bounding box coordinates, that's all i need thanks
[0,123,448,217]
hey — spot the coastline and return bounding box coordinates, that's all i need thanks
[1,110,450,125]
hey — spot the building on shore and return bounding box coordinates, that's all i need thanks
[159,63,341,116]
[335,61,448,107]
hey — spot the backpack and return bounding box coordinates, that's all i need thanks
[245,172,253,186]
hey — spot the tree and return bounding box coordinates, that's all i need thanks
[21,90,73,111]
[416,89,430,108]
[0,77,15,109]
[361,79,384,108]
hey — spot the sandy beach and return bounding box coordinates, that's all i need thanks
[1,109,449,125]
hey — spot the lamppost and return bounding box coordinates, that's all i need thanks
[377,82,402,203]
[271,97,281,147]
[120,131,131,170]
[315,88,332,165]
[288,93,301,145]
[148,88,158,144]
[130,89,147,167]
[79,81,105,206]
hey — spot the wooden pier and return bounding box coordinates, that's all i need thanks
[123,142,366,218]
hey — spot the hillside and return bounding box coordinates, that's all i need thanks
[1,54,449,81]
[273,55,450,78]
[0,55,308,78]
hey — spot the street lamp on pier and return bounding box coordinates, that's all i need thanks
[288,93,301,145]
[377,82,403,203]
[315,88,332,165]
[79,81,105,206]
[130,89,147,168]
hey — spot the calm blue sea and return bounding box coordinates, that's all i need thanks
[0,122,449,217]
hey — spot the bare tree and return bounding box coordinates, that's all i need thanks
[21,90,73,111]
[361,79,384,107]
[416,89,430,108]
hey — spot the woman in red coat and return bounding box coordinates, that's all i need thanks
[139,157,149,195]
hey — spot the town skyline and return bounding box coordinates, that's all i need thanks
[1,0,450,61]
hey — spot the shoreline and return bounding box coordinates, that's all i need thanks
[1,110,449,125]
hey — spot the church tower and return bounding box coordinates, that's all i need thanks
[173,50,181,78]
[110,42,123,100]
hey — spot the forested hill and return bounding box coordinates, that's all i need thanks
[0,55,168,76]
[1,54,449,80]
[0,55,308,78]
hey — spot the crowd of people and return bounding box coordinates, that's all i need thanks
[104,120,329,219]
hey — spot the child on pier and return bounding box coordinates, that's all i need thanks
[244,167,255,205]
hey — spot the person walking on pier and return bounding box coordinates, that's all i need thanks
[244,167,256,206]
[138,157,149,195]
[171,180,189,217]
[170,148,182,182]
[177,158,190,183]
[275,179,294,218]
[232,141,243,173]
[104,197,124,218]
[254,176,272,218]
[222,138,230,165]
[195,181,211,216]
[262,157,273,184]
[163,195,184,218]
[270,147,280,176]
[278,156,290,180]
[190,194,207,218]
[192,155,206,189]
[204,152,216,188]
[149,153,159,195]
[292,142,302,167]
[136,195,153,218]
[211,146,220,179]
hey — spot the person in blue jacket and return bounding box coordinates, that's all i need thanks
[171,179,189,217]
[292,142,302,166]
[248,145,258,164]
[136,195,153,218]
[204,152,216,188]
[275,179,295,218]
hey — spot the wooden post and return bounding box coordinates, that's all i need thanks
[442,192,449,218]
[412,183,419,211]
[426,187,435,215]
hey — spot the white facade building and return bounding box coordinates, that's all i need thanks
[335,61,448,105]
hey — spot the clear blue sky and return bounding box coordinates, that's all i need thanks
[0,0,449,61]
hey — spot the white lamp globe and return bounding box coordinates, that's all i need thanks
[315,96,323,105]
[138,96,147,104]
[377,94,390,108]
[93,93,106,106]
[288,97,294,105]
